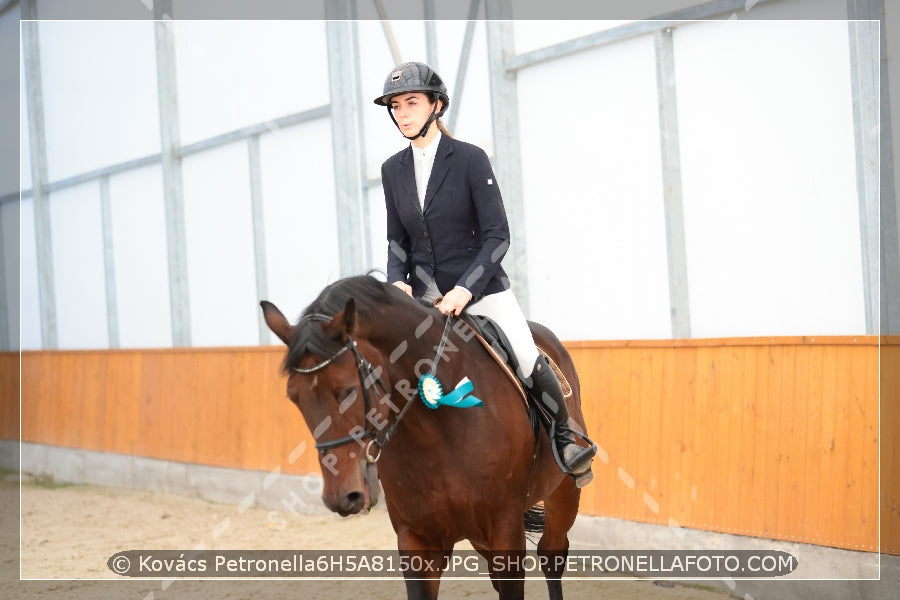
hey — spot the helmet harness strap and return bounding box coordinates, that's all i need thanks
[387,96,440,140]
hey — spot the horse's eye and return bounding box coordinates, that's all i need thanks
[338,387,358,413]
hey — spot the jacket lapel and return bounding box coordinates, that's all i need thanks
[423,136,453,212]
[396,146,421,215]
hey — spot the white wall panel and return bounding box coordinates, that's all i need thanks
[518,35,671,340]
[174,21,329,145]
[182,143,258,347]
[109,165,172,348]
[19,198,41,350]
[49,183,109,349]
[258,120,341,338]
[38,21,160,182]
[674,20,864,337]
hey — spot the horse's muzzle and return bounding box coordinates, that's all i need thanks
[323,460,379,517]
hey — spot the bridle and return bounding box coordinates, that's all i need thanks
[291,313,417,463]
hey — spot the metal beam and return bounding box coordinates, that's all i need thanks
[326,2,366,276]
[247,135,270,344]
[484,0,529,315]
[505,0,783,73]
[15,107,330,202]
[655,28,691,338]
[423,0,438,70]
[374,0,402,65]
[0,205,9,351]
[177,106,329,157]
[99,175,119,347]
[22,0,57,349]
[153,0,191,346]
[350,16,374,270]
[847,0,899,334]
[447,0,480,134]
[846,14,881,335]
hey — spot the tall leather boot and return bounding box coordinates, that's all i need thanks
[527,355,596,476]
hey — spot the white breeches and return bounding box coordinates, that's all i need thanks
[422,283,539,378]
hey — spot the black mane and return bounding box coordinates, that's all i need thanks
[282,275,396,374]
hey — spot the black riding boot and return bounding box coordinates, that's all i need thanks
[527,355,596,476]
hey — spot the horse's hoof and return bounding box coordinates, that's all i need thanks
[573,470,594,488]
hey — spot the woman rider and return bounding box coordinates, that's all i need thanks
[374,61,595,477]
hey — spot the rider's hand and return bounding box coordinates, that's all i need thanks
[437,286,472,316]
[392,281,413,297]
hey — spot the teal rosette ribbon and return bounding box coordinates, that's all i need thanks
[418,375,483,409]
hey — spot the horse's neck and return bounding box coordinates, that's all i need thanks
[367,306,474,397]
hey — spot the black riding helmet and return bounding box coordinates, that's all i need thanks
[374,62,450,139]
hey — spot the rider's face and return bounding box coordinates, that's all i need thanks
[390,93,441,136]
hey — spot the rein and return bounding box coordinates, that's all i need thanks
[291,312,453,463]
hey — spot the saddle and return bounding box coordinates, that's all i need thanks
[457,314,572,406]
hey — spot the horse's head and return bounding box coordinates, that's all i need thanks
[261,295,391,517]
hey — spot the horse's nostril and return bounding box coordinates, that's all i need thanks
[339,491,364,514]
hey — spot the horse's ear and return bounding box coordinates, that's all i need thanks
[260,301,294,345]
[326,298,357,341]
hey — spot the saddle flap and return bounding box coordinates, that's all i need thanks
[458,314,572,402]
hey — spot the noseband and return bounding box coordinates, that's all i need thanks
[291,313,414,462]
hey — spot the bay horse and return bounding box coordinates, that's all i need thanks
[261,275,593,599]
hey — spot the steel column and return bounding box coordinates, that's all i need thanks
[153,0,191,346]
[846,15,881,334]
[423,0,438,70]
[99,175,119,347]
[447,0,481,134]
[654,28,692,338]
[22,0,56,349]
[847,0,899,334]
[326,2,366,276]
[248,135,270,344]
[484,0,529,315]
[0,205,9,351]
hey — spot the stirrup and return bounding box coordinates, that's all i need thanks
[550,425,597,476]
[561,441,595,475]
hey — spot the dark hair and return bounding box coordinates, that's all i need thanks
[425,92,453,138]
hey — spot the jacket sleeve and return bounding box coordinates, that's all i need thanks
[457,147,511,299]
[383,163,411,285]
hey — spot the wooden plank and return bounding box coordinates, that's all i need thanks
[883,342,900,554]
[0,352,20,440]
[734,344,757,538]
[748,345,770,537]
[787,345,808,542]
[9,337,885,553]
[802,345,824,543]
[816,343,839,547]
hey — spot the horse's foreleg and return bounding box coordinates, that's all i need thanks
[480,519,527,600]
[396,530,450,600]
[537,477,581,600]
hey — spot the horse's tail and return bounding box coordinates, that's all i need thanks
[523,503,546,544]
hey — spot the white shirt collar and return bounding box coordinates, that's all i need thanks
[411,131,441,159]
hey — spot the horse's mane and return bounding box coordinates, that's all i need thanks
[282,274,402,374]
